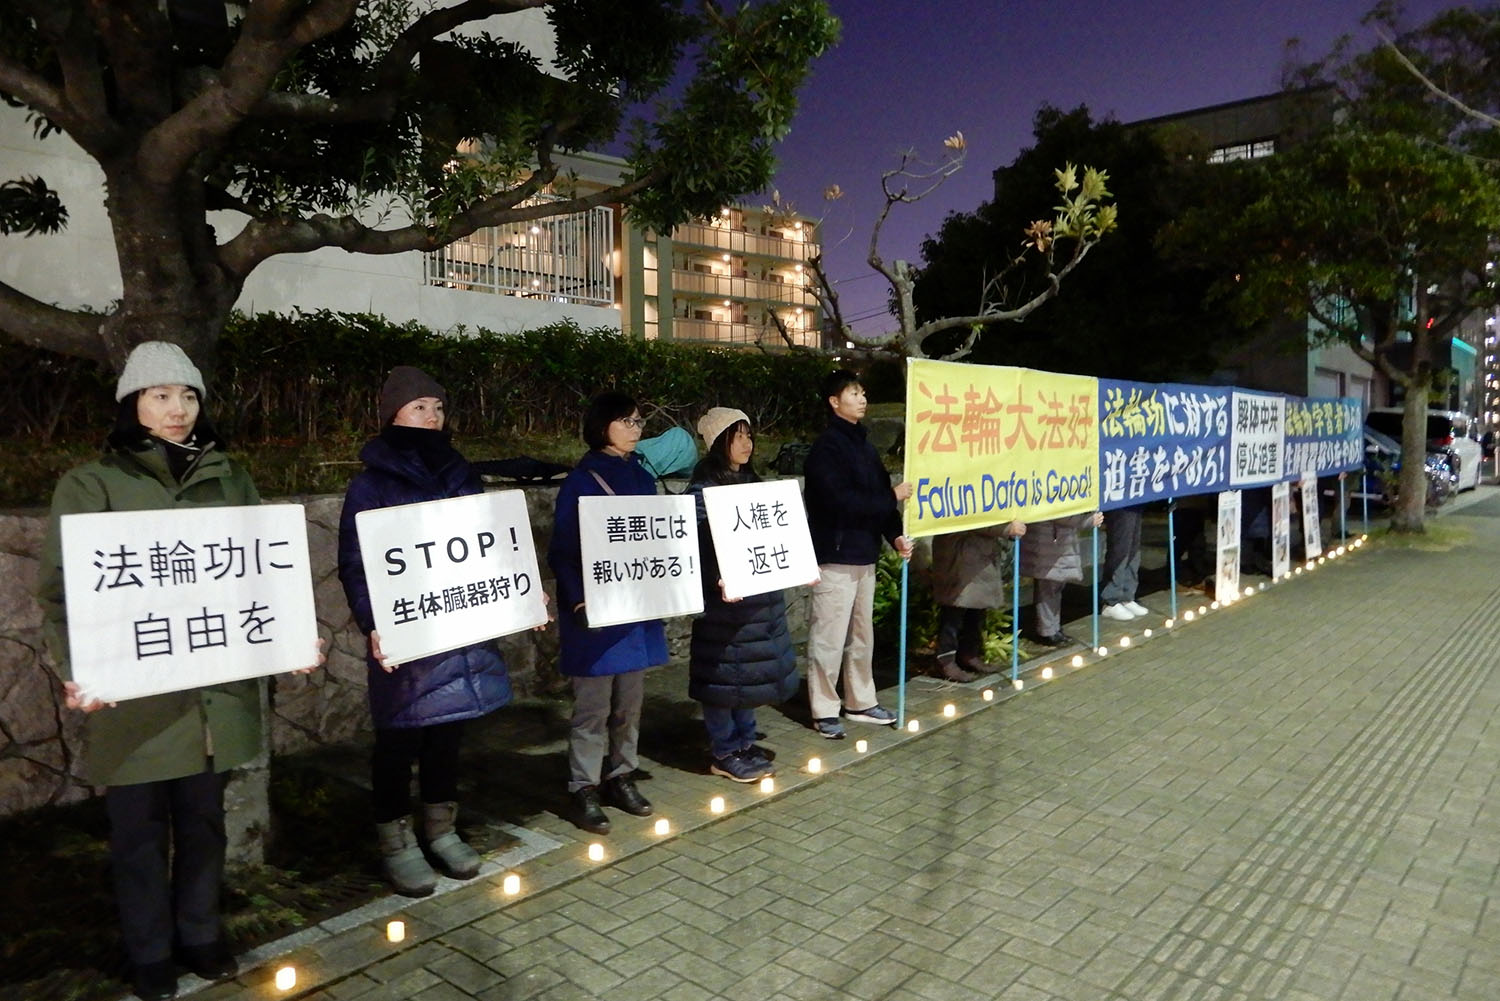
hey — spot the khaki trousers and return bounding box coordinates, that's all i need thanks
[806,563,878,719]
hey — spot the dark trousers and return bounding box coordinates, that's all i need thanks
[105,768,227,966]
[371,721,465,824]
[936,606,984,661]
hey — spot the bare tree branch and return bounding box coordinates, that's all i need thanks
[0,54,72,131]
[219,168,663,278]
[1377,28,1500,132]
[0,276,107,363]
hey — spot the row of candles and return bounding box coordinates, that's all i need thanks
[265,535,1367,992]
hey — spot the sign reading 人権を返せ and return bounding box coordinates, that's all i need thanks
[700,479,818,600]
[904,359,1098,538]
[1097,380,1231,510]
[1229,391,1286,486]
[579,494,702,627]
[356,491,548,665]
[60,504,318,703]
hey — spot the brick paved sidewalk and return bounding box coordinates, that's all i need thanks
[191,495,1500,1001]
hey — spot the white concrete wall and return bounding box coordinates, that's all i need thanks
[0,9,622,336]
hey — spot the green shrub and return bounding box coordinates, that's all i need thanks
[0,313,842,505]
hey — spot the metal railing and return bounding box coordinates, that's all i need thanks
[424,204,616,305]
[672,222,816,262]
[670,269,815,307]
[671,317,820,349]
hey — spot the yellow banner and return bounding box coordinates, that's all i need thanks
[903,359,1099,538]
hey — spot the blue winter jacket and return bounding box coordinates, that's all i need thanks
[337,434,512,728]
[685,467,799,709]
[548,449,669,677]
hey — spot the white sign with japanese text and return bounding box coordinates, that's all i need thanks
[61,504,318,703]
[701,479,818,600]
[1271,481,1291,580]
[1300,475,1323,559]
[356,490,548,665]
[1228,391,1285,486]
[579,494,702,628]
[1215,489,1241,602]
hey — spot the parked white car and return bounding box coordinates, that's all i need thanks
[1365,408,1484,491]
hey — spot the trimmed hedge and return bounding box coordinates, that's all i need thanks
[1,312,836,443]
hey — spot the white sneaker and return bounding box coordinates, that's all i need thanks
[1124,601,1149,616]
[1101,604,1135,621]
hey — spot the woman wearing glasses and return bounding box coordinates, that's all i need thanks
[548,392,668,834]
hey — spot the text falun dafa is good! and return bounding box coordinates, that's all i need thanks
[903,359,1098,538]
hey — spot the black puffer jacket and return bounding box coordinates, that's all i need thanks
[685,466,799,709]
[803,416,902,565]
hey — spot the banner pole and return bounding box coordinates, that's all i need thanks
[898,557,909,729]
[1362,479,1369,532]
[1167,499,1178,620]
[1091,522,1100,652]
[1011,536,1021,683]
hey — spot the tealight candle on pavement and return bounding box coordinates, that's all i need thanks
[1071,655,1084,667]
[275,967,297,991]
[654,818,670,835]
[982,689,994,701]
[587,843,605,861]
[907,720,920,733]
[855,739,869,752]
[807,757,822,774]
[1012,678,1024,690]
[759,777,775,793]
[503,873,521,895]
[1119,636,1131,648]
[710,796,725,813]
[386,920,405,943]
[942,703,956,717]
[1041,667,1053,680]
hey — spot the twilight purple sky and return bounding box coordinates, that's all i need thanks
[765,0,1459,337]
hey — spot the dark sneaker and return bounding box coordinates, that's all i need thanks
[710,749,774,783]
[844,705,897,726]
[570,786,611,834]
[600,775,653,816]
[132,960,178,1001]
[1027,632,1074,648]
[813,717,846,739]
[179,940,237,981]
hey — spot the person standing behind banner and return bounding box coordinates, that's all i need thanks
[1100,504,1150,621]
[548,392,667,834]
[686,408,801,783]
[337,367,513,898]
[37,342,322,1001]
[930,520,1027,681]
[803,370,913,740]
[1021,511,1105,647]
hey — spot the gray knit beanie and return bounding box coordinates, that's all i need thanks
[115,341,206,401]
[379,366,448,426]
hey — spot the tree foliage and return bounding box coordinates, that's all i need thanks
[912,104,1229,379]
[0,0,838,368]
[1168,126,1500,530]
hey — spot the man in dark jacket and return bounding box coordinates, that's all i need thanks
[803,370,913,738]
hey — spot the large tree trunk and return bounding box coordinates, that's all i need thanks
[1392,373,1432,533]
[98,164,239,370]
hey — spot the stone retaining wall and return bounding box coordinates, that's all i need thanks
[0,483,811,829]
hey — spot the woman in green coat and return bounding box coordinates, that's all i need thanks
[36,342,319,1001]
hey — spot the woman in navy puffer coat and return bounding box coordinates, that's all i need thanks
[686,408,798,784]
[548,392,668,835]
[338,367,510,896]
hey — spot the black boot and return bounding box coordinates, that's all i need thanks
[570,786,610,834]
[935,652,976,683]
[600,775,653,816]
[179,940,238,982]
